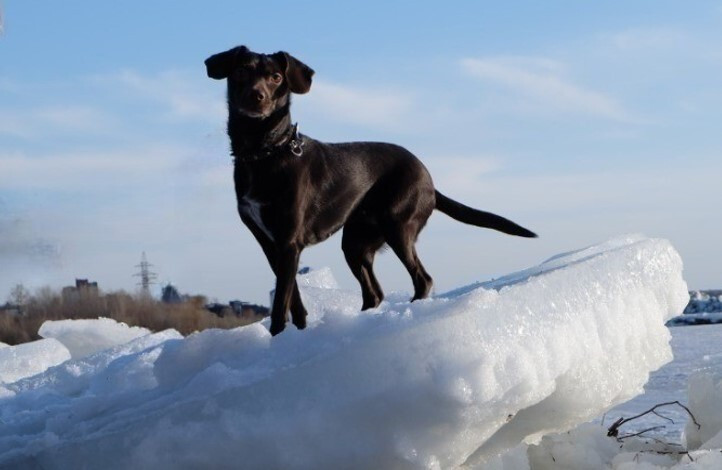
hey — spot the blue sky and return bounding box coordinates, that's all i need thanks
[2,1,721,304]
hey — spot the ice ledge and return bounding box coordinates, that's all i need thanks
[0,236,688,469]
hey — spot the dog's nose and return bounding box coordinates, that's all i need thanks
[254,90,266,102]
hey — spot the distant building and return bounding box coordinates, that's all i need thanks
[62,279,99,301]
[206,300,269,319]
[205,302,229,317]
[0,303,21,316]
[229,300,269,318]
[161,284,183,304]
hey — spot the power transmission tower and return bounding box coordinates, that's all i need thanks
[134,252,157,295]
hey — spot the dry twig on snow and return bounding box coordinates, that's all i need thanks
[606,401,701,440]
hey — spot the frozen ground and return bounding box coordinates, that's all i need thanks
[0,235,711,469]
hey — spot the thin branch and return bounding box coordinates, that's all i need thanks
[607,401,701,438]
[652,410,674,424]
[639,450,695,462]
[618,425,665,440]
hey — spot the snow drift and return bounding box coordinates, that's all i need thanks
[39,317,151,359]
[0,338,70,385]
[0,235,688,469]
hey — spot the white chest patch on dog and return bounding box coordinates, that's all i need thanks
[239,197,274,242]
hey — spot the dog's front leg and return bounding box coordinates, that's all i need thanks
[269,244,302,336]
[243,220,308,330]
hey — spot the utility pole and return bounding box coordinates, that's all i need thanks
[134,252,157,296]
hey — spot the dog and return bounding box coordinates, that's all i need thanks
[205,45,537,336]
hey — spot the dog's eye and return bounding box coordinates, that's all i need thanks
[270,73,283,84]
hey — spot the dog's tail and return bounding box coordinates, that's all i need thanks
[435,190,537,238]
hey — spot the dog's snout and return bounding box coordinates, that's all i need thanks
[254,90,266,102]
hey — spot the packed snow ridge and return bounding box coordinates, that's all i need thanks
[0,235,693,469]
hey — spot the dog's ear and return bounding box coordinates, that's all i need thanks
[273,51,314,94]
[205,46,249,80]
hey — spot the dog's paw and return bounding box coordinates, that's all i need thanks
[292,316,307,330]
[269,322,286,336]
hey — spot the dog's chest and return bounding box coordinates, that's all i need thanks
[238,196,274,242]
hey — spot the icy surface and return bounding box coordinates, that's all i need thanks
[296,265,339,289]
[0,236,688,469]
[487,422,722,469]
[0,338,71,384]
[604,324,722,442]
[484,325,722,469]
[39,317,151,359]
[684,369,722,450]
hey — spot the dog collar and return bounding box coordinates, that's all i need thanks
[235,123,305,163]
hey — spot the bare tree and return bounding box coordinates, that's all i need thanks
[7,284,30,307]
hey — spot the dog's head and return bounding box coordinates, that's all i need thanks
[205,46,314,119]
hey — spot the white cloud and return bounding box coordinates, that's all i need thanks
[424,156,501,196]
[0,112,30,137]
[0,217,61,268]
[301,80,417,130]
[109,69,226,123]
[39,105,119,132]
[0,105,118,138]
[461,57,636,122]
[0,145,187,190]
[0,77,19,93]
[603,27,688,51]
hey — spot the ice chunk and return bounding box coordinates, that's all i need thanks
[5,329,183,398]
[0,236,688,469]
[527,423,628,470]
[296,266,339,289]
[0,338,71,384]
[684,370,722,450]
[270,267,348,322]
[501,422,722,470]
[39,317,151,359]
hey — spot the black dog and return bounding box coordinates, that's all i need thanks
[205,46,536,336]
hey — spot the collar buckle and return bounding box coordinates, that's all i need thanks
[288,123,304,157]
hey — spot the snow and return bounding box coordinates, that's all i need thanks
[0,235,692,468]
[0,338,70,385]
[38,317,151,359]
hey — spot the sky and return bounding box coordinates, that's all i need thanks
[1,1,721,304]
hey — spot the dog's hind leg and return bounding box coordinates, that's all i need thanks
[384,226,433,302]
[375,161,435,302]
[342,219,385,310]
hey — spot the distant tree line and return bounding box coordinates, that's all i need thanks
[0,282,268,345]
